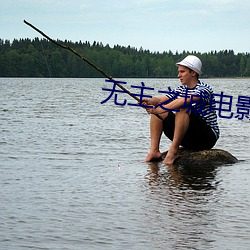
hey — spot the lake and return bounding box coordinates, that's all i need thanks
[0,78,250,250]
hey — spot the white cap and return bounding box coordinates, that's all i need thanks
[176,55,202,75]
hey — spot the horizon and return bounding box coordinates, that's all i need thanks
[1,36,249,55]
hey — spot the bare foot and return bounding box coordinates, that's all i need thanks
[144,151,162,162]
[163,149,179,165]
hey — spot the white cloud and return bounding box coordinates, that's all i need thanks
[134,0,168,5]
[79,3,89,10]
[206,0,237,4]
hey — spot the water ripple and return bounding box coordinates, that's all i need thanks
[0,78,250,250]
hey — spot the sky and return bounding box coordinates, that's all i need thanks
[1,0,250,53]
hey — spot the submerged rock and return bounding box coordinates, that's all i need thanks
[161,148,238,166]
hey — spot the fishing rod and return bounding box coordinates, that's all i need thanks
[23,20,162,120]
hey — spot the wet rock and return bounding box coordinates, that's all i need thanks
[162,148,238,166]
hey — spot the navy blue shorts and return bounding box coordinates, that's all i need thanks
[162,111,217,150]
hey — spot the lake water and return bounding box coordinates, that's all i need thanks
[1,78,250,250]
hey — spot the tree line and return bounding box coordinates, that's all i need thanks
[0,38,250,78]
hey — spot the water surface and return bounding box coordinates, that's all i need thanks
[1,78,250,249]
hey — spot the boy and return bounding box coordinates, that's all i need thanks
[143,55,219,164]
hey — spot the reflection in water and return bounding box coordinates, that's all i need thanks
[1,78,249,249]
[147,162,220,191]
[144,162,221,249]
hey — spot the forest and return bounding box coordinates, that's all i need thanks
[0,38,250,78]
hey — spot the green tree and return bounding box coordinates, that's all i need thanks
[0,37,249,78]
[244,56,250,76]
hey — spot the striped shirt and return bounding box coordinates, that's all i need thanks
[165,80,220,139]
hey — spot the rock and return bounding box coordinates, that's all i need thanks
[161,148,238,166]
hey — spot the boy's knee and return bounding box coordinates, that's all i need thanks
[178,107,191,115]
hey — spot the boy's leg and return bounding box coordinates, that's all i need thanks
[144,113,168,162]
[163,108,190,164]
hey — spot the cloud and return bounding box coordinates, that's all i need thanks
[206,0,237,4]
[79,3,89,10]
[200,0,250,10]
[134,0,167,5]
[1,0,250,53]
